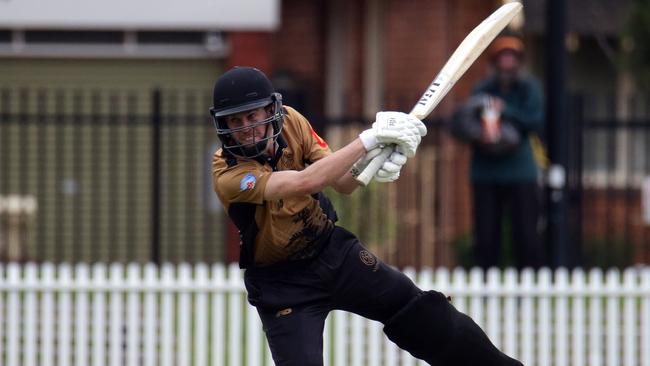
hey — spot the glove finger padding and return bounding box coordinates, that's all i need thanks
[379,150,407,175]
[406,115,428,136]
[376,133,420,157]
[388,149,408,165]
[378,160,402,174]
[351,146,384,178]
[374,148,408,182]
[361,146,384,163]
[374,171,399,182]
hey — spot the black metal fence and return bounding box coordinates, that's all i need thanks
[566,93,650,267]
[0,88,224,263]
[1,87,649,267]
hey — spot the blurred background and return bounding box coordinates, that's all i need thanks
[1,0,649,269]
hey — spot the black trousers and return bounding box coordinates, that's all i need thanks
[243,226,421,366]
[472,181,544,269]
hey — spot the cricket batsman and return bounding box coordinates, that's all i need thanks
[211,66,523,365]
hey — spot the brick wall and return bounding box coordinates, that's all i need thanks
[581,188,650,264]
[227,32,272,74]
[270,0,327,115]
[383,0,496,112]
[271,0,326,74]
[341,0,365,117]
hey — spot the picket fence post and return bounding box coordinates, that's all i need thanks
[91,263,107,366]
[24,263,38,366]
[486,267,501,348]
[195,263,209,366]
[589,268,604,366]
[503,268,517,358]
[41,263,56,366]
[555,267,569,366]
[642,268,650,366]
[623,268,637,366]
[571,268,586,366]
[108,263,123,366]
[212,263,226,366]
[143,263,158,366]
[57,264,72,366]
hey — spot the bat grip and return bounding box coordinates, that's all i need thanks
[355,145,394,186]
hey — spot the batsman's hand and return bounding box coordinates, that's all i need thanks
[374,147,408,182]
[358,111,427,157]
[350,146,383,178]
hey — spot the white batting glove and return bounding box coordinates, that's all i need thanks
[350,146,383,178]
[373,111,427,137]
[374,147,408,183]
[358,112,427,157]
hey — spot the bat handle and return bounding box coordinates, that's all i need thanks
[355,145,394,186]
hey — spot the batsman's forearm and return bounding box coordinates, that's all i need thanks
[263,138,366,200]
[332,171,362,194]
[300,138,366,191]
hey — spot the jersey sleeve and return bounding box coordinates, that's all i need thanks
[213,159,272,206]
[286,106,332,163]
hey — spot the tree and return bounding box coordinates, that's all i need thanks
[622,0,650,90]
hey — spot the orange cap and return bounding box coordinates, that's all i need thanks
[489,36,524,59]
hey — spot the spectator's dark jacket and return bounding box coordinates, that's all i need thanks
[470,74,544,183]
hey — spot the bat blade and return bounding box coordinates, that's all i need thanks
[410,2,523,119]
[355,2,523,186]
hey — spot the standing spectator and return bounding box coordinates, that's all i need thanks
[452,34,545,270]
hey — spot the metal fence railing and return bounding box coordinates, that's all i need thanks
[566,94,650,266]
[0,87,444,267]
[2,87,650,268]
[0,88,224,263]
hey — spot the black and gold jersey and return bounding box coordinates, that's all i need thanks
[212,106,337,267]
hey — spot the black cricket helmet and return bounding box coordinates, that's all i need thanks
[210,66,284,158]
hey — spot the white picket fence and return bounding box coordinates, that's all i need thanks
[1,263,649,366]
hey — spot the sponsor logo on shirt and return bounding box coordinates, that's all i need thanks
[240,173,256,191]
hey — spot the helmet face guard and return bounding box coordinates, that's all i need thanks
[209,66,284,159]
[210,93,284,159]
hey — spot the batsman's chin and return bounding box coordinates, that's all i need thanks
[239,139,273,154]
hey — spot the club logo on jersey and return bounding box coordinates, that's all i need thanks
[239,173,256,191]
[276,308,293,318]
[310,128,328,149]
[359,250,379,271]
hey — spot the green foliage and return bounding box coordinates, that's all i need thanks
[581,237,635,269]
[622,0,650,90]
[451,216,517,269]
[324,183,398,249]
[451,233,475,269]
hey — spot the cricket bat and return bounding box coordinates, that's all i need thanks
[355,2,523,186]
